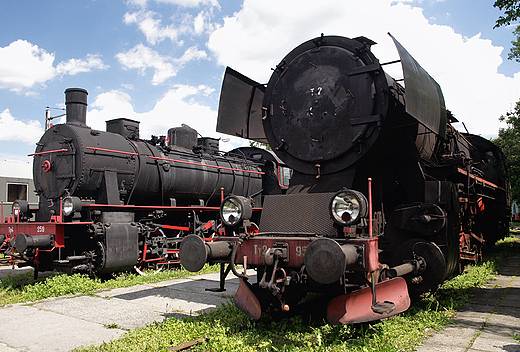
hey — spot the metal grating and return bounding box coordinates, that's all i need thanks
[259,193,336,236]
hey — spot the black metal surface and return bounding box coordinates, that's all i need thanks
[33,123,139,202]
[392,239,446,294]
[168,125,198,149]
[65,88,88,126]
[262,36,389,176]
[180,235,233,272]
[106,118,140,140]
[179,234,208,272]
[389,33,447,139]
[99,222,139,274]
[14,233,52,253]
[33,89,264,210]
[259,193,336,236]
[304,238,358,284]
[216,67,267,143]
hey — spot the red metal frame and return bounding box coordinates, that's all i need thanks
[457,167,503,191]
[0,222,67,248]
[28,148,68,156]
[276,165,289,189]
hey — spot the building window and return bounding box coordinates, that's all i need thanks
[7,183,28,202]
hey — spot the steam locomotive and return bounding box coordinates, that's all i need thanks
[0,88,290,276]
[179,34,509,324]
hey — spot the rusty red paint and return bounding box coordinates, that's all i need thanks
[457,167,503,190]
[233,278,262,320]
[28,148,68,157]
[0,222,66,248]
[235,236,312,267]
[327,277,410,324]
[42,160,52,172]
[347,237,380,272]
[162,224,190,231]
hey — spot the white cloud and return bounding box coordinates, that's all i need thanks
[194,11,205,34]
[56,54,109,76]
[88,85,231,146]
[193,10,216,34]
[207,0,520,138]
[126,0,148,7]
[124,8,218,45]
[126,0,220,8]
[124,10,181,45]
[116,44,208,85]
[0,40,109,93]
[0,40,56,92]
[156,0,220,8]
[176,46,208,65]
[0,109,43,144]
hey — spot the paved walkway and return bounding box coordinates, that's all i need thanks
[0,269,242,352]
[416,250,520,352]
[0,241,519,352]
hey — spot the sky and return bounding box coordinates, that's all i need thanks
[0,0,519,173]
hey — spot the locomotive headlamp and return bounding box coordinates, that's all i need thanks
[220,195,252,227]
[62,196,82,217]
[12,200,30,220]
[330,190,368,226]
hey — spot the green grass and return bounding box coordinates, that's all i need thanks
[0,264,219,306]
[2,236,517,352]
[74,235,520,352]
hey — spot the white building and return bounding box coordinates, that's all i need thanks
[0,159,38,220]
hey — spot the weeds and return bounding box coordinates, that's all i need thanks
[6,236,519,352]
[0,263,219,306]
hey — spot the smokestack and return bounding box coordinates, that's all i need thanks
[65,88,88,126]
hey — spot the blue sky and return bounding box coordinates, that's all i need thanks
[0,0,519,169]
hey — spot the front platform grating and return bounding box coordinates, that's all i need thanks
[259,193,337,236]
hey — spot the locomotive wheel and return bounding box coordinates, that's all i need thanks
[393,239,447,296]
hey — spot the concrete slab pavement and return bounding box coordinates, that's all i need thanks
[415,252,520,352]
[0,269,245,352]
[1,238,519,352]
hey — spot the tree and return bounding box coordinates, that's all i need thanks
[493,1,520,204]
[494,0,520,61]
[249,140,272,150]
[491,101,520,201]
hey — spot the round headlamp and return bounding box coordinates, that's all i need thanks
[62,196,82,217]
[330,190,368,226]
[220,195,252,227]
[12,200,29,219]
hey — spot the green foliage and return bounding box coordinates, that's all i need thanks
[494,0,520,28]
[249,140,272,150]
[0,263,220,306]
[491,101,520,201]
[76,237,520,352]
[509,26,520,62]
[494,0,520,61]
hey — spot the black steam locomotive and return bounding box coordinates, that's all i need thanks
[179,34,509,324]
[0,88,290,276]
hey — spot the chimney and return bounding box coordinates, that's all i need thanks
[65,88,88,126]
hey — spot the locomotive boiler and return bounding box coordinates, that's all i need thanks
[179,34,509,324]
[1,88,289,276]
